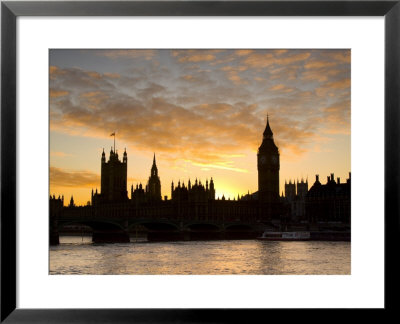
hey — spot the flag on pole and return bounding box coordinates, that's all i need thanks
[110,132,115,136]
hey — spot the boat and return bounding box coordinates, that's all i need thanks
[257,231,310,241]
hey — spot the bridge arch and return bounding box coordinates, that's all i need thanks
[127,220,180,231]
[185,222,222,232]
[59,220,125,232]
[58,220,129,243]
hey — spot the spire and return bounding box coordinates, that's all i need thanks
[69,195,74,207]
[151,153,158,176]
[263,114,273,139]
[101,148,105,163]
[123,147,127,163]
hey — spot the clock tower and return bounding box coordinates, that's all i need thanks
[257,115,280,207]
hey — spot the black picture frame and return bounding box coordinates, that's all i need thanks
[1,1,399,322]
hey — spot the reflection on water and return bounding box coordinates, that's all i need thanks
[50,236,350,275]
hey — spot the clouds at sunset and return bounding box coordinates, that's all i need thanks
[50,50,349,153]
[94,49,156,60]
[50,166,100,188]
[49,49,350,203]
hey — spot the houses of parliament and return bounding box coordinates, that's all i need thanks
[86,116,282,219]
[50,117,350,243]
[91,118,279,205]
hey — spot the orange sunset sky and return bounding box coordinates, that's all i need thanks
[49,49,350,206]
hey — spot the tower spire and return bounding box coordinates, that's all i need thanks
[263,114,273,139]
[151,153,158,177]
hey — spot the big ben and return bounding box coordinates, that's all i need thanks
[257,115,280,209]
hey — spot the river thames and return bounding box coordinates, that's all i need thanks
[49,236,350,275]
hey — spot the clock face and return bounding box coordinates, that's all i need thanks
[260,155,267,164]
[271,155,278,164]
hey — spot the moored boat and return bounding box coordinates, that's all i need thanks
[257,231,310,241]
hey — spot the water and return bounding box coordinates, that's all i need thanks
[50,236,350,275]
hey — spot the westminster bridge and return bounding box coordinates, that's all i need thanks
[49,199,273,244]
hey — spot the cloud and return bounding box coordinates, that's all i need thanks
[179,54,216,63]
[104,72,121,79]
[322,99,351,134]
[189,161,249,173]
[50,89,69,98]
[94,49,156,60]
[305,60,337,69]
[324,50,351,63]
[50,65,66,80]
[325,78,350,89]
[243,51,311,69]
[268,84,294,93]
[219,65,248,84]
[50,167,100,188]
[235,49,254,56]
[50,151,73,157]
[172,50,222,63]
[49,49,350,167]
[315,78,350,97]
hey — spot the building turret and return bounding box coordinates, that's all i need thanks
[69,195,75,207]
[151,153,158,177]
[123,148,127,163]
[99,144,128,203]
[285,179,296,201]
[147,153,161,201]
[101,148,106,163]
[296,177,309,198]
[209,177,215,199]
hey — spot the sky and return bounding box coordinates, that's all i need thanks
[49,49,350,206]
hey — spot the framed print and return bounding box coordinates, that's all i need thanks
[1,0,399,322]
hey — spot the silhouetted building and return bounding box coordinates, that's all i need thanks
[50,117,351,244]
[306,173,351,224]
[171,178,215,202]
[49,195,63,245]
[69,195,75,207]
[131,183,146,205]
[257,116,280,219]
[297,178,308,198]
[93,147,128,204]
[284,178,308,222]
[285,180,296,201]
[146,154,162,201]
